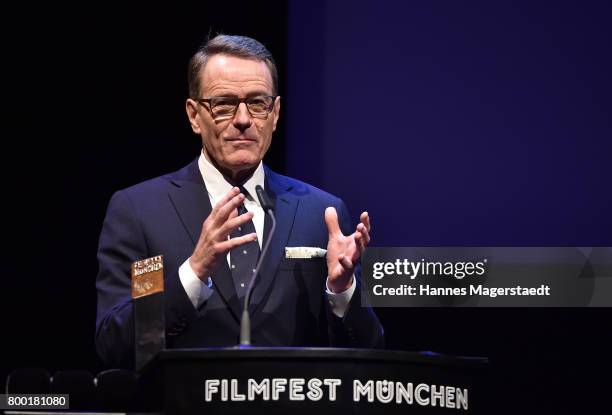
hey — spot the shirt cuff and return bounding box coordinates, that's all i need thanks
[179,259,214,309]
[325,275,356,318]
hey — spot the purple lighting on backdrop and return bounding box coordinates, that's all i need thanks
[286,0,612,246]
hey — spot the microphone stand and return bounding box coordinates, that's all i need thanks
[239,185,276,346]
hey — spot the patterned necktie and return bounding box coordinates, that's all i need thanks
[229,189,260,298]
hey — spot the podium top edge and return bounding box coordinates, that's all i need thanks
[158,347,488,368]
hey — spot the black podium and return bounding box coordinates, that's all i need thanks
[142,347,488,415]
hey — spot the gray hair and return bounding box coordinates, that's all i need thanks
[188,34,279,98]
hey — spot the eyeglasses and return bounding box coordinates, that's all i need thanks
[196,95,278,120]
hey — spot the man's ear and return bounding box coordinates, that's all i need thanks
[271,96,281,132]
[185,98,201,134]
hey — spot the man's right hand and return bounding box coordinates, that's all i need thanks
[189,187,257,281]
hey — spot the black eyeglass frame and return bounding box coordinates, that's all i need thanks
[195,95,279,119]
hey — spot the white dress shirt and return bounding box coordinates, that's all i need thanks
[178,151,355,317]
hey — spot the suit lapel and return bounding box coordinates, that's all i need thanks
[166,160,242,323]
[249,169,299,316]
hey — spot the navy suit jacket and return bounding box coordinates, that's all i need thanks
[95,159,384,368]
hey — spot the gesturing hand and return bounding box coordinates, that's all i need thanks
[189,187,258,281]
[325,207,371,293]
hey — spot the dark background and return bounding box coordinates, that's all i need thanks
[2,1,611,413]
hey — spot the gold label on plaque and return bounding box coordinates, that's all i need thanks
[131,255,164,298]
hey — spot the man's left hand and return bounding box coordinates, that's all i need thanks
[325,207,371,293]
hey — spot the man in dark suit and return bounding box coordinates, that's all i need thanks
[95,35,384,368]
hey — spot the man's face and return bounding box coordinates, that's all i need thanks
[186,54,280,180]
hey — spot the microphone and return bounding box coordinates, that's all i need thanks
[239,185,276,346]
[255,185,274,212]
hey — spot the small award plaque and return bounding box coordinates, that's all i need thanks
[131,255,165,371]
[131,255,164,298]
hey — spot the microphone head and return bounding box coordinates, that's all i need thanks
[255,185,274,212]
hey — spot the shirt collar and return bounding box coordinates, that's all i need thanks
[197,151,265,205]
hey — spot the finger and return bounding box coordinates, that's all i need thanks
[211,187,241,215]
[354,231,366,255]
[213,208,240,240]
[218,233,258,251]
[214,192,246,225]
[222,210,255,235]
[338,253,353,270]
[360,211,371,233]
[227,208,238,220]
[356,223,370,245]
[325,207,342,238]
[350,232,366,263]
